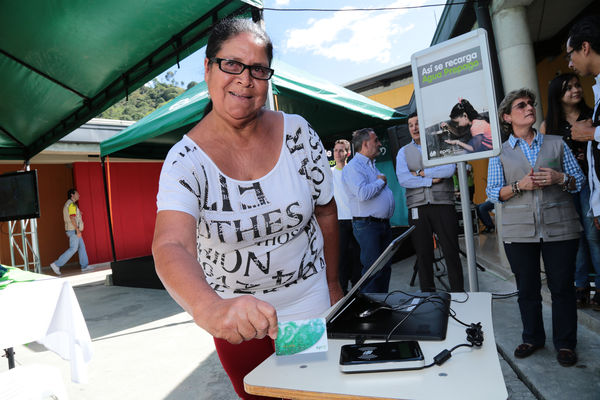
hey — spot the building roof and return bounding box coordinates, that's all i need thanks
[343,62,412,92]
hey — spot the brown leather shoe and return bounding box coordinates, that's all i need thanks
[514,343,542,358]
[557,349,577,367]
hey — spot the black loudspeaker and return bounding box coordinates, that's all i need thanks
[455,204,479,236]
[391,226,416,263]
[110,256,165,290]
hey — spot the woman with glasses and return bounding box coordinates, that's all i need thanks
[442,98,493,153]
[152,18,343,399]
[486,88,584,367]
[540,73,599,309]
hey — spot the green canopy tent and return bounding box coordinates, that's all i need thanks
[0,0,262,161]
[100,60,409,225]
[100,60,406,158]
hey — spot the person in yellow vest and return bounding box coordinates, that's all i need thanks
[50,189,92,275]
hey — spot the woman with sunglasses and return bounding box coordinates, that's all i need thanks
[442,98,493,153]
[152,18,343,399]
[486,88,584,367]
[540,73,599,309]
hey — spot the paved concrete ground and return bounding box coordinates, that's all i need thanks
[465,233,600,400]
[2,233,599,399]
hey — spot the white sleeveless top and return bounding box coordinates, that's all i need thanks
[157,112,333,321]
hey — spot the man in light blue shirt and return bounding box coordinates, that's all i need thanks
[342,128,395,293]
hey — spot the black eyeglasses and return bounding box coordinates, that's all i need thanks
[512,100,536,110]
[565,48,575,62]
[210,58,274,80]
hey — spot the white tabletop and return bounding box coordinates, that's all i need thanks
[245,292,507,400]
[0,276,93,383]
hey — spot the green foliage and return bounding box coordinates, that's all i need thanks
[98,79,185,121]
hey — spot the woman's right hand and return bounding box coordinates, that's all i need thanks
[518,170,537,191]
[198,295,278,344]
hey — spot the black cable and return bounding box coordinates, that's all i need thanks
[385,294,450,342]
[367,291,485,369]
[492,291,518,299]
[398,322,485,370]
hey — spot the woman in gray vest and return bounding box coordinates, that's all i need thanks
[485,89,584,367]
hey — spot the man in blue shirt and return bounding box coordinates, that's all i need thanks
[342,128,395,293]
[396,113,464,292]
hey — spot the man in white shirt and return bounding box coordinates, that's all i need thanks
[343,128,395,293]
[567,15,600,309]
[331,139,361,294]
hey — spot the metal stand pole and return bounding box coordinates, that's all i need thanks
[457,162,479,291]
[4,348,15,369]
[8,221,16,267]
[30,218,41,273]
[19,220,29,271]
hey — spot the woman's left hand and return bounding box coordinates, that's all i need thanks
[532,167,563,187]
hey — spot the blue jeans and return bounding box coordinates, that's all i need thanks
[54,230,89,268]
[572,183,600,289]
[352,219,392,293]
[476,201,495,229]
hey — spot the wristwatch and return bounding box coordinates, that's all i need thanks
[416,169,423,176]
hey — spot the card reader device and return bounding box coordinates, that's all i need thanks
[339,341,425,373]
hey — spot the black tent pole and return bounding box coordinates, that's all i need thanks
[101,156,117,262]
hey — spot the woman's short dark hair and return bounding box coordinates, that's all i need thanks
[352,128,374,152]
[568,15,600,54]
[497,88,536,135]
[67,188,77,200]
[449,99,481,121]
[544,73,592,134]
[205,18,273,64]
[203,18,274,118]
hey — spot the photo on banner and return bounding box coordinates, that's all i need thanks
[411,29,502,167]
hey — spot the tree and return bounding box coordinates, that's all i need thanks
[97,81,185,121]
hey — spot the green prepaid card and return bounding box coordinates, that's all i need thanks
[275,318,328,356]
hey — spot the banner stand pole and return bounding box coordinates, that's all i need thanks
[457,161,479,291]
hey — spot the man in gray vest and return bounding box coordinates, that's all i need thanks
[395,112,464,292]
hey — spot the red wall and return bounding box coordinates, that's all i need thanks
[73,163,113,264]
[1,161,163,267]
[107,162,163,261]
[0,164,74,267]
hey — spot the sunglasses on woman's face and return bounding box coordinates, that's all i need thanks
[512,100,536,110]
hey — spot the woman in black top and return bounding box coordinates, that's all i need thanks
[541,73,599,309]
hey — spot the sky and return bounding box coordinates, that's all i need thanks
[160,0,446,87]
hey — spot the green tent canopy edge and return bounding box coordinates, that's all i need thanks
[0,0,262,161]
[100,60,406,159]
